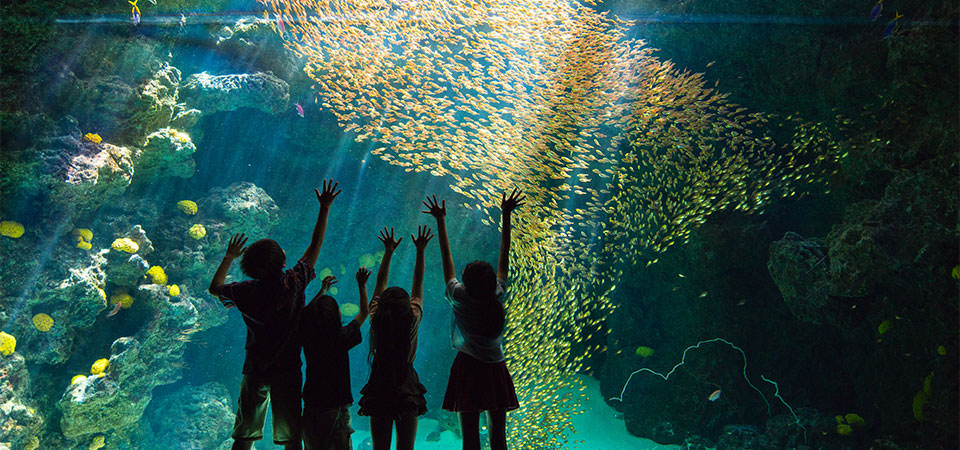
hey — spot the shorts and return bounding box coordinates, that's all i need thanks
[442,351,519,412]
[232,370,302,444]
[302,404,354,450]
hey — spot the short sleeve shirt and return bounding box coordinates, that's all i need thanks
[301,303,362,408]
[369,295,423,362]
[213,259,315,374]
[445,278,507,363]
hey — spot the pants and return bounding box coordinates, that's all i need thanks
[232,370,302,444]
[302,404,354,450]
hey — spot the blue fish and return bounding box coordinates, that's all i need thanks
[870,0,882,21]
[882,11,902,38]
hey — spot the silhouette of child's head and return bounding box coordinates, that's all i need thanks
[306,294,340,332]
[463,261,496,300]
[241,239,286,280]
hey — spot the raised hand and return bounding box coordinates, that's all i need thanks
[411,225,434,250]
[315,179,341,206]
[378,227,403,251]
[321,275,338,293]
[356,267,371,285]
[421,195,446,219]
[501,188,526,215]
[225,233,248,259]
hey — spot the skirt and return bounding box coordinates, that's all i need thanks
[442,351,519,412]
[358,366,427,418]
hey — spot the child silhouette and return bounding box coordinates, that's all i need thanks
[423,189,524,450]
[300,267,371,450]
[209,180,341,450]
[358,226,433,450]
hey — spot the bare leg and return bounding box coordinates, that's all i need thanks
[370,416,394,450]
[459,411,481,450]
[394,415,419,450]
[487,409,507,450]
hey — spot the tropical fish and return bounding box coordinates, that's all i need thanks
[882,11,902,38]
[296,103,305,117]
[708,389,722,402]
[277,14,285,34]
[129,0,141,25]
[106,301,123,317]
[870,0,883,21]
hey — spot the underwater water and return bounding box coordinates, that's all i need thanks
[0,0,957,448]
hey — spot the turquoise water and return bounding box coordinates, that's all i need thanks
[0,0,956,449]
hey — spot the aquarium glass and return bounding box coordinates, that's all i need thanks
[0,0,956,448]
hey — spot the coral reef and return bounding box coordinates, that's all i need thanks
[0,353,43,448]
[180,71,289,116]
[133,127,198,182]
[146,382,234,448]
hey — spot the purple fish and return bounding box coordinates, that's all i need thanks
[295,103,304,117]
[277,15,286,34]
[870,0,883,21]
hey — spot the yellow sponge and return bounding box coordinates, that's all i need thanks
[0,331,15,356]
[90,358,109,375]
[32,313,54,332]
[177,200,198,215]
[111,238,139,253]
[1,221,24,239]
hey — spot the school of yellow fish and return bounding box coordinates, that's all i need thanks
[264,0,839,446]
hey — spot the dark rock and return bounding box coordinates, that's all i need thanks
[767,232,838,325]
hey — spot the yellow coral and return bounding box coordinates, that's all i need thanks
[146,266,168,285]
[0,331,15,356]
[168,284,181,296]
[176,200,198,215]
[83,133,103,144]
[1,220,25,238]
[25,436,39,450]
[836,423,852,435]
[73,228,93,241]
[71,374,87,385]
[110,293,134,309]
[111,237,139,253]
[77,240,93,250]
[89,434,106,450]
[96,287,107,300]
[635,346,654,357]
[188,223,206,239]
[90,358,109,375]
[32,313,54,332]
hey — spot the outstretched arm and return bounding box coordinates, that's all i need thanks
[352,267,371,326]
[422,195,455,283]
[209,233,247,303]
[301,180,341,267]
[497,189,525,280]
[410,226,434,300]
[373,227,402,298]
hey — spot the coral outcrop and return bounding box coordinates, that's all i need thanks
[180,71,289,116]
[58,284,205,439]
[146,382,233,448]
[0,353,43,448]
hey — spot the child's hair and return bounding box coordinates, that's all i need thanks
[368,286,414,386]
[461,261,505,338]
[303,294,340,340]
[241,239,285,280]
